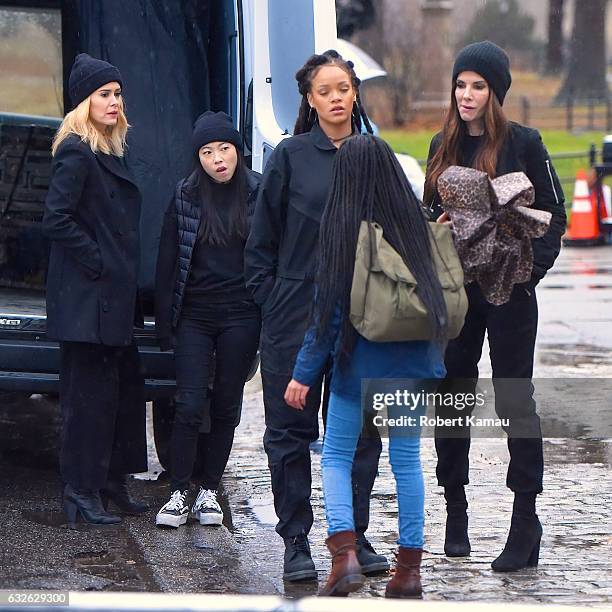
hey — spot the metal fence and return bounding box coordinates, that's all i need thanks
[407,97,612,134]
[508,97,612,134]
[551,149,591,195]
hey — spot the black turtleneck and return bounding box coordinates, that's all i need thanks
[461,133,485,168]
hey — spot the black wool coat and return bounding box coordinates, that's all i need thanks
[154,168,261,351]
[43,134,142,346]
[427,122,567,285]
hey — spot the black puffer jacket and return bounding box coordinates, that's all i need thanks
[427,122,566,284]
[154,168,260,350]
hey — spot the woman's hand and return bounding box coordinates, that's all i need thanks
[284,379,310,410]
[437,211,451,224]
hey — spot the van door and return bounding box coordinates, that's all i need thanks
[247,0,336,172]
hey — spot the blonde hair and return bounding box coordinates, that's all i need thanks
[52,93,129,157]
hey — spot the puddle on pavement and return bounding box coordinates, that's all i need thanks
[538,344,612,367]
[551,534,605,550]
[74,550,140,584]
[246,498,277,526]
[24,509,124,531]
[544,438,611,465]
[72,535,160,591]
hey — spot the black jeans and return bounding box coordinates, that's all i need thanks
[170,301,261,491]
[262,368,382,539]
[435,282,543,494]
[59,341,147,491]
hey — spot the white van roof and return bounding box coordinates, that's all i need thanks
[334,38,387,82]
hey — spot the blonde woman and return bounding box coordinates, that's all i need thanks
[43,54,148,526]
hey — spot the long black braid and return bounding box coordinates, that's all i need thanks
[294,49,374,136]
[314,135,448,367]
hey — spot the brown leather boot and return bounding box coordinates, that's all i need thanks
[319,530,365,597]
[385,547,423,599]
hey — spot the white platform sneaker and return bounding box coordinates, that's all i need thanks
[155,490,189,528]
[192,487,223,526]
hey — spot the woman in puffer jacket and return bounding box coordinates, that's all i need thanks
[154,111,261,529]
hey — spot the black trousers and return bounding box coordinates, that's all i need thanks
[435,283,544,494]
[59,341,147,491]
[170,302,261,492]
[262,368,382,539]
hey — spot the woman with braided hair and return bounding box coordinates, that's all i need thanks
[245,50,387,582]
[286,134,447,597]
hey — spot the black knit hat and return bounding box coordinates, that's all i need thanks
[192,111,242,153]
[68,53,123,109]
[452,41,512,105]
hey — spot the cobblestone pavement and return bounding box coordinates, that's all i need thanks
[222,246,612,604]
[1,248,610,601]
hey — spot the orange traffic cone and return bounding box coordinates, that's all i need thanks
[563,169,603,246]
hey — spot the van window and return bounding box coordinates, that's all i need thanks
[267,0,314,133]
[0,7,63,117]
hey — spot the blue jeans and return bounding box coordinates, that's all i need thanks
[322,392,424,548]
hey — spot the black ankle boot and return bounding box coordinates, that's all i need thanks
[356,532,390,575]
[444,502,471,557]
[491,514,542,572]
[283,533,317,582]
[63,484,122,526]
[101,474,149,515]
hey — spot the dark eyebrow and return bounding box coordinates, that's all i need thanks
[317,80,351,88]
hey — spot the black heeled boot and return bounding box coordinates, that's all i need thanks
[101,474,149,515]
[492,493,541,572]
[444,486,470,557]
[63,484,122,526]
[491,513,542,572]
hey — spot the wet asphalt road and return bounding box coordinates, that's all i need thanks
[0,246,611,601]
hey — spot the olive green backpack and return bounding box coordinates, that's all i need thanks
[349,221,468,342]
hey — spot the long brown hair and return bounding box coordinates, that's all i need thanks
[424,81,508,205]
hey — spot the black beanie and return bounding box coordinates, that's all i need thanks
[452,41,512,105]
[192,111,242,153]
[68,53,123,109]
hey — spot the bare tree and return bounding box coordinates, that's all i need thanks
[556,0,609,103]
[358,1,422,128]
[545,0,564,74]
